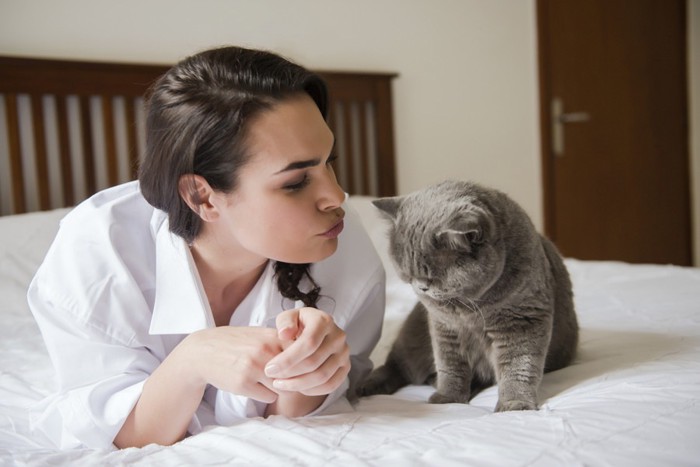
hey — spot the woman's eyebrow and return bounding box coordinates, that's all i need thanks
[274,139,336,174]
[274,158,321,174]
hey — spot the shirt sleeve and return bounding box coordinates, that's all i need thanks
[28,283,156,450]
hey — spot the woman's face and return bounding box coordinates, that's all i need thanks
[210,93,345,264]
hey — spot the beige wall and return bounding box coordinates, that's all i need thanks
[1,0,698,264]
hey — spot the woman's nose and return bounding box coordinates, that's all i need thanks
[317,169,345,211]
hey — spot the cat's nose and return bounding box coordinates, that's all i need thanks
[413,280,430,292]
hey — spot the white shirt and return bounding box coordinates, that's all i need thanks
[27,181,385,450]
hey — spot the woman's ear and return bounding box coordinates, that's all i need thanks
[178,174,220,222]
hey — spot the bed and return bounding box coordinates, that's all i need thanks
[2,56,700,466]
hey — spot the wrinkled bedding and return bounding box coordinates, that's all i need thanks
[1,198,699,466]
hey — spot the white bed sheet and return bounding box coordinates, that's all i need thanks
[1,197,699,466]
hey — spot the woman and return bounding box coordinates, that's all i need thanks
[28,46,385,450]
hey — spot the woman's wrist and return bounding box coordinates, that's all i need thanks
[170,331,210,391]
[265,392,327,418]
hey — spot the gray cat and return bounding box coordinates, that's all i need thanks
[359,180,578,411]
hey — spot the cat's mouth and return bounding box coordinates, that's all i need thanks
[414,288,470,307]
[414,287,451,302]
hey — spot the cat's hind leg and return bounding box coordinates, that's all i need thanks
[428,370,472,404]
[356,356,408,396]
[358,303,436,397]
[468,373,494,401]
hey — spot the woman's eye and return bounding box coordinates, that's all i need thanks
[283,155,336,192]
[284,175,310,192]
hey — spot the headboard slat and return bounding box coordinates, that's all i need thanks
[356,102,369,195]
[341,102,356,194]
[78,96,96,196]
[30,94,51,210]
[374,79,397,197]
[4,93,26,213]
[124,98,139,180]
[101,96,118,187]
[55,95,74,206]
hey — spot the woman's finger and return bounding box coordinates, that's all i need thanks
[271,343,350,392]
[265,326,345,379]
[302,366,349,396]
[265,309,336,377]
[244,381,279,404]
[275,309,300,341]
[286,362,350,397]
[279,328,348,378]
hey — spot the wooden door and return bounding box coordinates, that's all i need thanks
[537,0,692,265]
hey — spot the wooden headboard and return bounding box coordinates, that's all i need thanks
[0,56,397,216]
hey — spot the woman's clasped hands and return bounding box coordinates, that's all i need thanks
[266,307,351,394]
[183,307,350,413]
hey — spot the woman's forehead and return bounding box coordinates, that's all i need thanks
[243,94,334,171]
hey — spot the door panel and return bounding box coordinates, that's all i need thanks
[537,0,691,265]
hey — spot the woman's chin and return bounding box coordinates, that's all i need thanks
[284,239,339,264]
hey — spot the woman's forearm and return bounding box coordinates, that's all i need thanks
[113,341,206,448]
[113,326,283,448]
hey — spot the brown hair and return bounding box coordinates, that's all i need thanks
[139,46,327,307]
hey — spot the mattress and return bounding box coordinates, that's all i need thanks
[1,197,699,466]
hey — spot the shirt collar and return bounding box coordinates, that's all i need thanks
[148,211,287,335]
[149,212,216,335]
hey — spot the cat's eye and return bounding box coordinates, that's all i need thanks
[466,230,483,244]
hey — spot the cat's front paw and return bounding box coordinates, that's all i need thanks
[356,377,388,397]
[356,365,398,397]
[495,399,538,412]
[428,391,469,404]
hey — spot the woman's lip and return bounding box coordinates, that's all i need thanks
[321,219,345,238]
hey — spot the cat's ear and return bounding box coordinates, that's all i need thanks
[372,197,402,221]
[437,215,489,251]
[437,226,482,251]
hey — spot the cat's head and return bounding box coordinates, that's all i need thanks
[373,180,506,303]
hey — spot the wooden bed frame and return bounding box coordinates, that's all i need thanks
[0,56,397,216]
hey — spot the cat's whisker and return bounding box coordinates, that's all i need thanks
[452,297,487,328]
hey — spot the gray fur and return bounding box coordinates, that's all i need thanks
[359,180,578,411]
